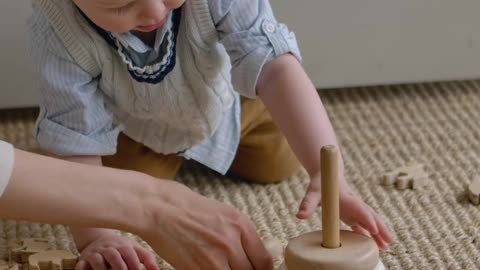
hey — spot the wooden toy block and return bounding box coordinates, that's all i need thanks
[467,177,480,205]
[28,251,78,270]
[10,239,50,263]
[382,163,428,190]
[0,260,19,270]
[411,174,428,190]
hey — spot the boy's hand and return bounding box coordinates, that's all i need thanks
[75,233,158,270]
[296,173,393,251]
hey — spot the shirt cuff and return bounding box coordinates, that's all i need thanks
[0,140,15,197]
[262,20,302,63]
[232,20,302,99]
[36,117,122,156]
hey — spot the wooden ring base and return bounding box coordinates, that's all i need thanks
[284,230,380,270]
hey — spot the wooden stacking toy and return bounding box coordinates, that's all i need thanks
[268,145,384,270]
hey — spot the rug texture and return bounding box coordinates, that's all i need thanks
[1,81,480,270]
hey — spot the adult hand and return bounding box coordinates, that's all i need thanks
[140,182,274,270]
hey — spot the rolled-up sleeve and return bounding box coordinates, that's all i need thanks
[29,11,121,156]
[209,0,302,98]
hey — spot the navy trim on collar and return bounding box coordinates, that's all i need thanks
[80,7,182,84]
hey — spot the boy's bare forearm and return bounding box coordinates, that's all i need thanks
[257,54,343,178]
[0,149,169,236]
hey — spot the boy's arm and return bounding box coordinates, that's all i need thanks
[257,54,338,178]
[30,9,123,250]
[29,10,119,161]
[256,54,346,215]
[257,54,393,250]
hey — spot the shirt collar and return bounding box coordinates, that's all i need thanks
[111,12,173,54]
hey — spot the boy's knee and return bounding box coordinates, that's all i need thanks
[229,149,301,184]
[102,133,183,180]
[249,163,301,184]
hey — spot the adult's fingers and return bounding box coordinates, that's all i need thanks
[86,254,108,270]
[241,221,273,270]
[134,246,159,270]
[102,248,128,270]
[227,238,254,270]
[373,212,394,245]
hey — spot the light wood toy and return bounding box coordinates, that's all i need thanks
[266,146,384,270]
[28,250,78,270]
[381,163,428,190]
[11,239,50,263]
[263,237,284,259]
[0,260,19,270]
[467,176,480,205]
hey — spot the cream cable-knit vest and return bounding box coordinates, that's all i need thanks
[32,0,235,154]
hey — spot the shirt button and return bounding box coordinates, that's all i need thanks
[263,21,276,33]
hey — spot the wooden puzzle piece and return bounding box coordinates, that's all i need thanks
[0,260,19,270]
[382,163,428,190]
[467,177,480,205]
[28,250,78,270]
[10,239,50,263]
[382,164,424,185]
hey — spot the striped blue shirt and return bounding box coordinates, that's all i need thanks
[29,0,301,174]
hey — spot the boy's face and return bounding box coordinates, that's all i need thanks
[73,0,185,33]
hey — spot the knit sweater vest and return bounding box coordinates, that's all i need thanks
[31,0,236,154]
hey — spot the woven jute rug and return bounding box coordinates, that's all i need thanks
[1,81,480,270]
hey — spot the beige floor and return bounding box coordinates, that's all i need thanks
[1,81,480,269]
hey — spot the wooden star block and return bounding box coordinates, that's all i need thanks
[10,239,50,263]
[28,250,78,270]
[382,163,428,190]
[468,177,480,205]
[0,260,19,270]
